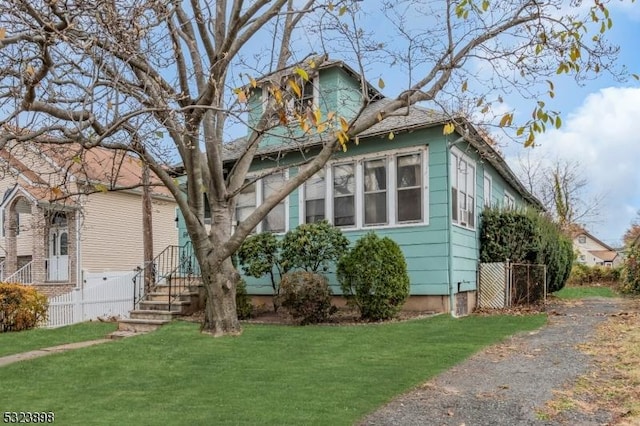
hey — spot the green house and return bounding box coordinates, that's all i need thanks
[177,60,541,316]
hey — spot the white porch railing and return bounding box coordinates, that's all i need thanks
[3,261,33,284]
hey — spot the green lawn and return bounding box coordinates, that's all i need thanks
[0,322,117,357]
[553,285,617,299]
[0,314,545,425]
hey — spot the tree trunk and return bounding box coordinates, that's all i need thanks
[142,163,154,293]
[200,255,242,336]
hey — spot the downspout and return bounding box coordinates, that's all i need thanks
[446,137,465,317]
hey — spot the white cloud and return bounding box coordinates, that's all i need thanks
[509,86,640,245]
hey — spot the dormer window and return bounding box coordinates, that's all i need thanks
[261,78,318,125]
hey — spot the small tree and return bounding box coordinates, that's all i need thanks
[338,232,409,321]
[621,244,640,294]
[0,284,48,332]
[237,232,287,311]
[280,221,349,272]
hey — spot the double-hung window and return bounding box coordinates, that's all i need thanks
[397,153,422,222]
[302,148,427,228]
[483,173,492,208]
[333,163,356,227]
[235,181,257,226]
[504,191,515,209]
[304,170,325,223]
[363,158,388,226]
[262,171,286,233]
[451,150,475,228]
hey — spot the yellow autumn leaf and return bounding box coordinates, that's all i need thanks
[482,0,489,11]
[300,120,310,133]
[378,78,385,89]
[273,88,283,104]
[327,111,336,121]
[388,131,395,140]
[377,112,383,122]
[339,5,347,16]
[250,77,257,88]
[328,2,334,11]
[26,65,35,76]
[0,28,6,40]
[94,183,109,193]
[314,108,322,124]
[443,122,455,135]
[294,67,309,82]
[524,132,535,147]
[309,59,317,69]
[461,80,468,92]
[237,90,247,103]
[499,113,512,127]
[288,79,302,98]
[51,186,63,197]
[317,124,326,133]
[339,116,349,132]
[72,155,82,164]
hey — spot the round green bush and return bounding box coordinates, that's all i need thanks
[277,271,336,325]
[280,220,349,272]
[338,232,410,321]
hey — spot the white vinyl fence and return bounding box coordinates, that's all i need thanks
[46,271,135,328]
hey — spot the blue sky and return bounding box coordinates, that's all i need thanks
[501,2,640,246]
[234,1,639,245]
[356,1,640,246]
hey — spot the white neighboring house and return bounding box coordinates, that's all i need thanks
[0,141,178,297]
[572,227,620,267]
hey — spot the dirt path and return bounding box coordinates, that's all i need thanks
[361,297,630,426]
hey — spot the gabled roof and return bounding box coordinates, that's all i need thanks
[0,141,172,203]
[571,226,615,251]
[222,94,543,209]
[588,250,617,262]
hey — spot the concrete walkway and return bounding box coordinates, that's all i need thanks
[0,339,111,367]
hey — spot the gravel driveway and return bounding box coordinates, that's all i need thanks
[361,297,623,426]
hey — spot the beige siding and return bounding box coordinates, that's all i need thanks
[80,191,178,272]
[0,175,35,258]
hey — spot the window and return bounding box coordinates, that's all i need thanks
[302,148,428,228]
[483,173,492,207]
[292,81,315,115]
[397,153,422,222]
[235,181,257,225]
[262,172,286,233]
[578,235,586,244]
[304,170,325,223]
[451,150,475,228]
[333,163,356,227]
[579,254,586,262]
[262,79,317,124]
[363,158,388,225]
[504,191,516,209]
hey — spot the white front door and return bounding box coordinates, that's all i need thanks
[48,228,69,281]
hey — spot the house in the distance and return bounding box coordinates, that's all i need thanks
[177,58,543,315]
[572,227,619,267]
[0,141,178,296]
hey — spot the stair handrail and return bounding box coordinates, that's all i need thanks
[132,241,201,311]
[4,261,33,284]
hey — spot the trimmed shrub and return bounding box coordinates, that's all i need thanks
[235,279,253,320]
[280,221,349,272]
[0,283,48,332]
[277,272,336,325]
[338,232,410,321]
[237,232,287,311]
[480,208,574,294]
[621,244,640,294]
[567,263,621,286]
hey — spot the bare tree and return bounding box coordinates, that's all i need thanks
[518,154,604,229]
[0,0,625,336]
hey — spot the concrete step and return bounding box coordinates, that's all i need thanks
[130,310,180,321]
[108,330,145,340]
[152,284,201,295]
[138,300,190,312]
[117,318,169,333]
[146,291,200,302]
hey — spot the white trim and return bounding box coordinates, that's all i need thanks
[300,146,430,230]
[483,172,493,208]
[450,147,477,230]
[504,190,516,209]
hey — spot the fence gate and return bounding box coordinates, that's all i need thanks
[478,262,547,309]
[46,272,135,328]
